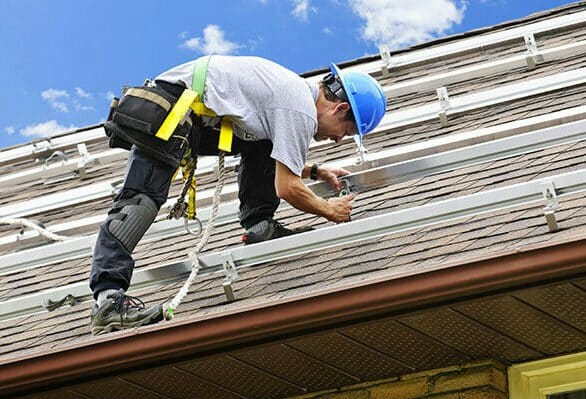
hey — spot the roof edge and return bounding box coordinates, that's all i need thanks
[2,237,586,395]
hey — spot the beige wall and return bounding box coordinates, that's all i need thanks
[288,360,507,399]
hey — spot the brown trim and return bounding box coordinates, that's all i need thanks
[2,238,586,395]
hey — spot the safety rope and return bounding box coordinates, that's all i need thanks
[0,217,70,242]
[165,151,226,319]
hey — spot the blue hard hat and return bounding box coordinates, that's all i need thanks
[330,63,387,135]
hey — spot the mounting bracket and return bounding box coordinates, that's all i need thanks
[221,251,239,302]
[76,143,89,179]
[524,33,543,70]
[379,45,392,78]
[541,181,559,232]
[437,87,450,127]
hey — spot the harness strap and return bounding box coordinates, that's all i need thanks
[160,56,234,224]
[191,55,209,98]
[155,89,197,141]
[155,55,233,152]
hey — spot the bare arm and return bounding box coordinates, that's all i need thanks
[301,163,350,191]
[275,161,354,223]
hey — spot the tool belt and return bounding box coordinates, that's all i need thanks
[104,84,191,167]
[103,56,233,168]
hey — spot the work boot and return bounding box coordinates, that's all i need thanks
[90,289,163,335]
[242,218,313,244]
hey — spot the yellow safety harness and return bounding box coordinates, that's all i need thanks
[156,56,233,225]
[155,56,233,151]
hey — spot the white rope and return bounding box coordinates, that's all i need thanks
[165,151,226,319]
[0,217,70,242]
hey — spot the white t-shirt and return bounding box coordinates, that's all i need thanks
[156,55,318,176]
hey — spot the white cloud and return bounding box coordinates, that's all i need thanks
[478,0,507,5]
[101,91,116,101]
[5,126,15,135]
[41,88,69,112]
[291,0,317,21]
[75,87,91,98]
[20,120,76,138]
[182,25,241,55]
[74,102,96,112]
[349,0,466,49]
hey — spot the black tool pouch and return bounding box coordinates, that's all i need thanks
[104,85,191,168]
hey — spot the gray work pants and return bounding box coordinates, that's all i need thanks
[90,128,279,298]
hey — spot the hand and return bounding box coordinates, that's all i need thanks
[318,165,351,191]
[326,194,355,223]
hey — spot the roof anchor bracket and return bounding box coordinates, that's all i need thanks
[42,294,78,312]
[353,135,368,165]
[379,45,392,78]
[437,87,450,127]
[542,181,559,232]
[221,251,239,302]
[524,33,543,70]
[76,143,90,179]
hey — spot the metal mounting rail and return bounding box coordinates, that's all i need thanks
[0,200,241,276]
[2,67,585,222]
[307,39,586,99]
[314,118,586,198]
[0,147,126,189]
[3,105,584,251]
[2,167,585,321]
[308,66,586,153]
[0,145,240,189]
[0,175,239,222]
[0,125,106,165]
[308,10,586,77]
[1,116,585,268]
[376,67,586,131]
[386,40,586,97]
[197,168,586,271]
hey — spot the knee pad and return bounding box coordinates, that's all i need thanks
[107,194,158,253]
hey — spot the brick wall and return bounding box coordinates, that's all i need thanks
[289,360,508,399]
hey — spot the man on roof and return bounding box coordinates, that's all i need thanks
[89,55,386,335]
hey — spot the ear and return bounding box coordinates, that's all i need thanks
[334,102,351,116]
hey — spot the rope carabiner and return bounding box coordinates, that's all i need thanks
[184,217,202,236]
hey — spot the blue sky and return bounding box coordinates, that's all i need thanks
[0,0,576,149]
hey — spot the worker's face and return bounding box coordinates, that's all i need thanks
[314,102,357,144]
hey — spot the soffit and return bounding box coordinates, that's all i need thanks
[9,273,586,398]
